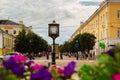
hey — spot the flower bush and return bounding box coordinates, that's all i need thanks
[0,54,76,80]
[78,46,120,80]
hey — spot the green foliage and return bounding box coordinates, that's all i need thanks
[14,29,28,53]
[60,33,96,53]
[79,33,96,52]
[14,29,50,54]
[0,67,18,80]
[115,52,120,64]
[99,42,105,49]
[78,48,120,80]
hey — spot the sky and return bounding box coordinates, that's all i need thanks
[0,0,104,44]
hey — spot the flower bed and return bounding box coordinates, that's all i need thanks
[0,46,120,80]
[0,54,76,80]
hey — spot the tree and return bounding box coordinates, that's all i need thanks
[26,31,40,54]
[26,31,50,54]
[14,29,50,55]
[80,32,96,54]
[14,29,29,53]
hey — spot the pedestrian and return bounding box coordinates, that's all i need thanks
[93,51,95,59]
[46,52,49,60]
[29,52,34,60]
[68,53,71,57]
[60,53,63,59]
[76,52,78,60]
[90,52,92,60]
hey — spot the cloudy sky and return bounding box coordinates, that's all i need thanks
[0,0,104,44]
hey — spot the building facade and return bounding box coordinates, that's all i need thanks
[0,20,32,55]
[71,0,120,55]
[0,20,32,36]
[0,29,14,55]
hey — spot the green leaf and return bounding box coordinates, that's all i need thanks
[0,67,5,73]
[80,64,94,73]
[78,64,95,79]
[114,52,120,64]
[4,74,18,80]
[81,75,93,80]
[97,54,114,65]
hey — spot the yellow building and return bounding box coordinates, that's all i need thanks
[0,20,32,55]
[0,29,14,55]
[0,20,32,36]
[71,0,120,55]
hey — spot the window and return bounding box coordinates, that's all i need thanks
[13,30,16,34]
[106,12,108,20]
[5,30,8,33]
[101,16,102,24]
[117,28,120,37]
[117,10,120,19]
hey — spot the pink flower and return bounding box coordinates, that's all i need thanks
[14,54,26,64]
[50,65,64,75]
[51,65,56,69]
[58,68,64,75]
[31,64,44,71]
[112,73,120,80]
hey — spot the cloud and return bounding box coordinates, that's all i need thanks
[80,1,100,6]
[0,0,103,44]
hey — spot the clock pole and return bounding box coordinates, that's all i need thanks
[48,20,59,65]
[52,38,55,64]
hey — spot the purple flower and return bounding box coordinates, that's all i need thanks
[3,57,25,78]
[3,57,18,70]
[25,60,34,67]
[105,48,115,57]
[0,74,3,80]
[112,73,120,80]
[11,64,25,78]
[30,68,52,80]
[64,61,76,78]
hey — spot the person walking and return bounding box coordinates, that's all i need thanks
[46,52,49,60]
[60,53,63,59]
[76,52,78,60]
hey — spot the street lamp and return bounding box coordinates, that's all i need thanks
[48,20,59,65]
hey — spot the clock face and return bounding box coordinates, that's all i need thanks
[50,26,58,34]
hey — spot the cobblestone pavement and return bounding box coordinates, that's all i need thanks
[32,55,97,80]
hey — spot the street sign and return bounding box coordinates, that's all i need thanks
[75,43,79,48]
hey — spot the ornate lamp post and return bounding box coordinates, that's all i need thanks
[48,20,59,65]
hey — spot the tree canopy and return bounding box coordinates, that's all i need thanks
[14,29,50,54]
[60,32,96,54]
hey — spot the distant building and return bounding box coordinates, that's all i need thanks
[71,0,120,55]
[0,19,32,36]
[0,29,14,55]
[0,19,32,55]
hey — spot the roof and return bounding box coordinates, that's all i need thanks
[71,0,120,39]
[0,20,20,25]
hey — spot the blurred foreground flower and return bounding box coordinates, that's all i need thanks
[78,46,120,80]
[3,57,25,78]
[30,68,52,80]
[0,53,76,80]
[31,64,44,71]
[112,73,120,80]
[64,61,76,78]
[14,54,26,64]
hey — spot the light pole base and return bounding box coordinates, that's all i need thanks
[52,62,56,65]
